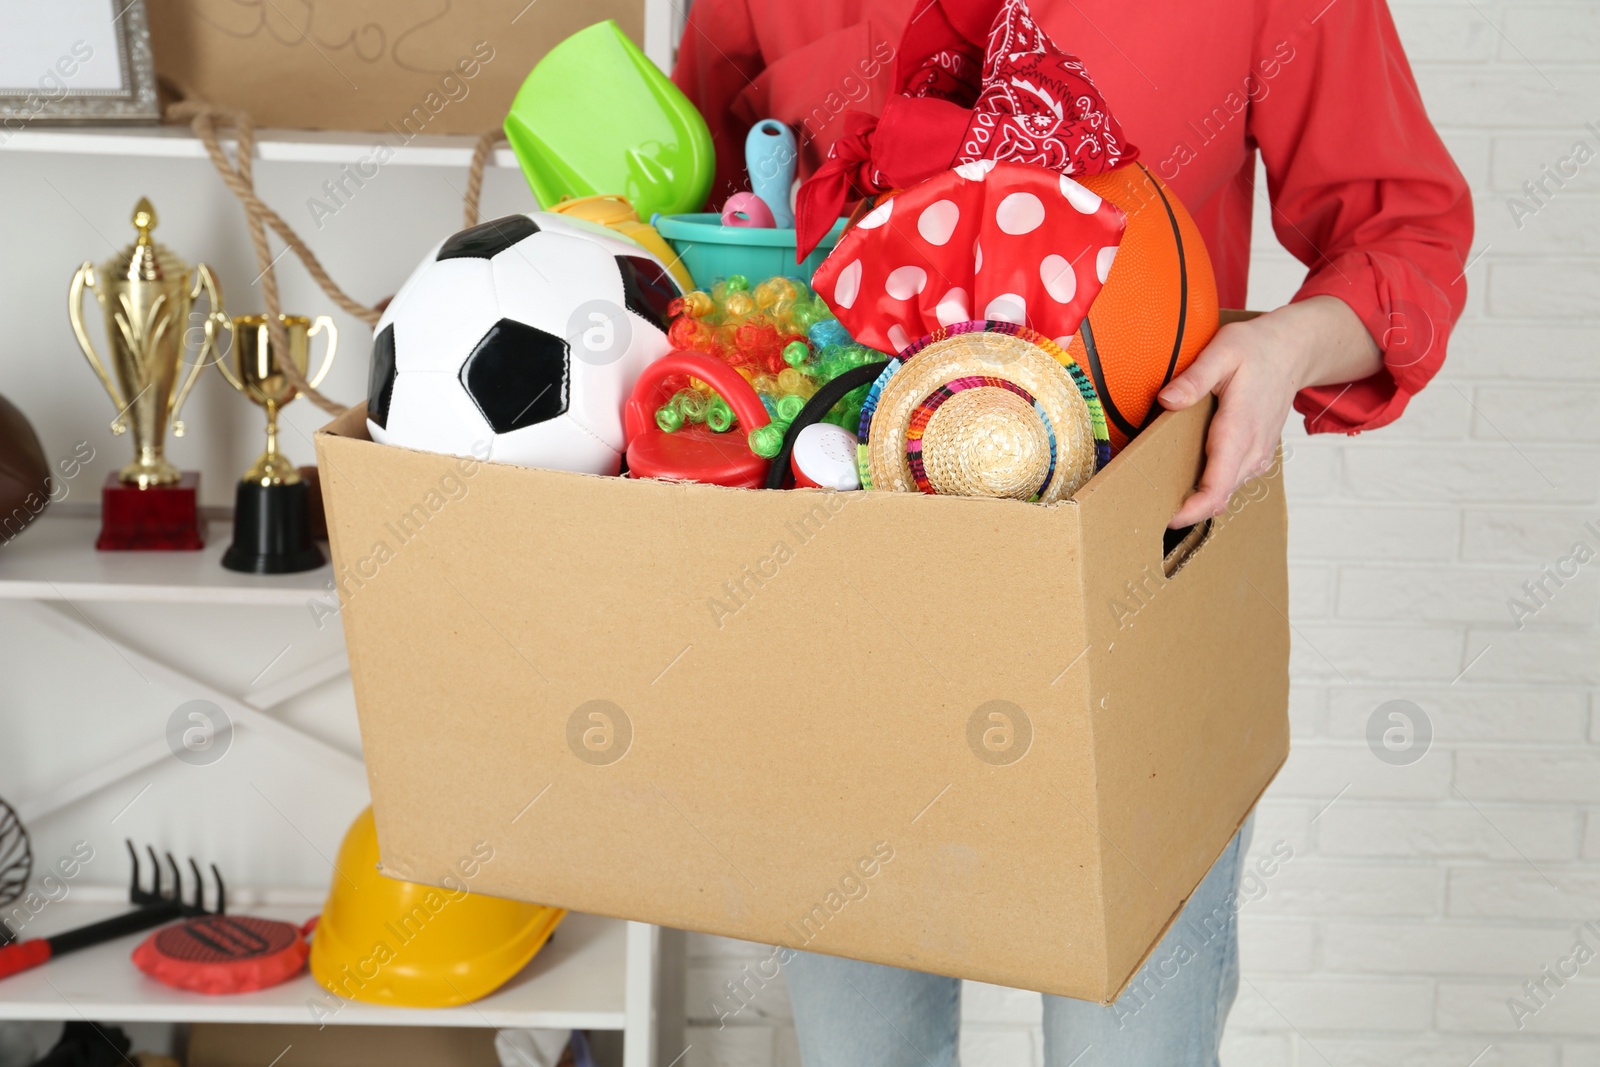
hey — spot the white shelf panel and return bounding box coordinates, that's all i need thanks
[0,903,627,1030]
[0,125,521,170]
[0,515,332,606]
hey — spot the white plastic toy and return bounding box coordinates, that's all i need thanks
[791,422,861,490]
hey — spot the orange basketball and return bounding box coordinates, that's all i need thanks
[1065,163,1218,454]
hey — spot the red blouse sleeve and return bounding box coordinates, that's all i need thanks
[1251,0,1473,434]
[671,0,766,208]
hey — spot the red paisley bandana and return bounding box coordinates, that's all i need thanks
[958,0,1137,174]
[794,0,1137,259]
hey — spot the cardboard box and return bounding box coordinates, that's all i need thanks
[147,1,645,135]
[187,1023,498,1066]
[314,392,1289,1002]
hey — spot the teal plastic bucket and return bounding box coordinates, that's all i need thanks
[653,214,847,287]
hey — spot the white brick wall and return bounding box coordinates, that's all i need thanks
[683,2,1600,1062]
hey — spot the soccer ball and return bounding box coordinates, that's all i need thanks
[365,213,680,474]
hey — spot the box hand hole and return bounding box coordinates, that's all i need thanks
[1162,520,1211,578]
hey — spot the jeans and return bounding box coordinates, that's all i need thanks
[785,817,1252,1067]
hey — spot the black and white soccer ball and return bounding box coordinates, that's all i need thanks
[365,213,680,474]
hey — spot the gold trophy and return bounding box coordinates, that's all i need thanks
[69,198,226,550]
[215,313,337,573]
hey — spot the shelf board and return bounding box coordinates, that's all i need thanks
[0,903,627,1030]
[0,125,521,169]
[0,515,333,606]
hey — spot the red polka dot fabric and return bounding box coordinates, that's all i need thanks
[812,161,1127,357]
[794,0,1138,261]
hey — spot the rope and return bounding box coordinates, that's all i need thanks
[165,99,361,415]
[464,129,507,229]
[164,89,507,417]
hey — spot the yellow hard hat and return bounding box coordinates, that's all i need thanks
[308,807,564,1008]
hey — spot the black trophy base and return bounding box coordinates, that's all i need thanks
[223,480,325,574]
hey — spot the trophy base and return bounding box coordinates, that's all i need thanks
[222,480,325,574]
[298,466,327,540]
[97,472,206,551]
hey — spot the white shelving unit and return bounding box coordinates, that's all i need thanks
[0,126,524,170]
[0,514,681,1065]
[0,514,330,607]
[0,902,635,1032]
[2,24,695,1044]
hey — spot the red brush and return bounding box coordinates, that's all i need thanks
[132,913,313,994]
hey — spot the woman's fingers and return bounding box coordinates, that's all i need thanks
[1170,434,1277,528]
[1171,415,1251,527]
[1159,318,1291,527]
[1169,360,1285,528]
[1166,328,1245,526]
[1159,324,1242,410]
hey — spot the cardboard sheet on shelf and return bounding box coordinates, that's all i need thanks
[188,1023,499,1067]
[148,1,646,136]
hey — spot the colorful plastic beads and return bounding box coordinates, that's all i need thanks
[661,274,889,452]
[705,397,735,433]
[748,423,786,459]
[655,404,684,433]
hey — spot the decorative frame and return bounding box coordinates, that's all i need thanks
[0,0,159,128]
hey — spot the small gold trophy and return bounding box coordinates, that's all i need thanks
[69,198,226,550]
[216,313,337,573]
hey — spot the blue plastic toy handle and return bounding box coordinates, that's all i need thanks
[745,119,797,229]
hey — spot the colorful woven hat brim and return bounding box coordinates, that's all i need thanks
[856,357,903,490]
[898,320,1111,466]
[904,376,1059,498]
[858,323,1103,502]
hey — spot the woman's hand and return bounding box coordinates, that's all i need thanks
[1156,295,1383,529]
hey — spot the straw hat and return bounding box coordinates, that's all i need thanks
[858,322,1109,503]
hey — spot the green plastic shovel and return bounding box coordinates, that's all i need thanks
[504,21,715,219]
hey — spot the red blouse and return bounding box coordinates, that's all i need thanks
[672,0,1473,434]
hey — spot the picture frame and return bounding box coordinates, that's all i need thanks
[0,0,160,129]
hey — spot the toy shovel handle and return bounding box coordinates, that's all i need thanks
[746,119,797,229]
[624,350,771,442]
[0,939,52,980]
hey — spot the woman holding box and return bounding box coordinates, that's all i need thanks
[674,0,1471,1061]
